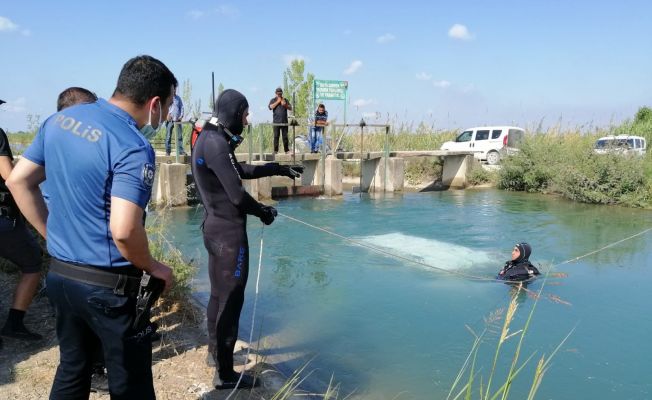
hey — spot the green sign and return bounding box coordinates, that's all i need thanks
[314,79,348,100]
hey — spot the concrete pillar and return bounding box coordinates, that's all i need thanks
[360,158,380,192]
[324,156,342,196]
[442,154,472,189]
[373,157,404,192]
[301,159,321,186]
[245,161,272,200]
[153,163,188,206]
[359,157,405,193]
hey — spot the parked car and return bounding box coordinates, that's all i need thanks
[593,135,647,156]
[440,126,525,165]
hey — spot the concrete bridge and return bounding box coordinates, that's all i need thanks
[152,150,476,206]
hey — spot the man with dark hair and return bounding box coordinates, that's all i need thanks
[56,87,98,112]
[268,87,292,154]
[165,84,185,156]
[193,88,302,389]
[7,55,176,399]
[310,103,328,153]
[57,86,108,392]
[0,101,44,348]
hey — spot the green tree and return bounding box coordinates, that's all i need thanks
[283,59,314,119]
[217,83,224,95]
[635,106,652,124]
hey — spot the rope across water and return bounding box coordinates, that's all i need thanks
[223,213,649,395]
[278,212,652,283]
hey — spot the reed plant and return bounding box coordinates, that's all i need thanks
[238,122,456,154]
[145,210,197,301]
[268,357,343,399]
[447,275,574,400]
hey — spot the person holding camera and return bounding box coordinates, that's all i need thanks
[192,89,303,389]
[268,87,292,154]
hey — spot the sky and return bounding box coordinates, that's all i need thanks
[1,0,651,133]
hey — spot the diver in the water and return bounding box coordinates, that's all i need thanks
[498,242,540,282]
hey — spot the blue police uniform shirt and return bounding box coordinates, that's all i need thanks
[23,98,156,268]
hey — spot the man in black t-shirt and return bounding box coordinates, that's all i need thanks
[0,124,44,347]
[268,87,293,154]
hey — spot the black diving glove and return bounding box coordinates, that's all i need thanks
[259,205,277,225]
[278,164,304,179]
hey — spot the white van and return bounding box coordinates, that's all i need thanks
[593,135,647,156]
[440,126,525,165]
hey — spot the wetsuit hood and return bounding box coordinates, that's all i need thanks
[514,242,532,263]
[213,89,248,136]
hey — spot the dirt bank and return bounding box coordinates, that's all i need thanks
[0,270,292,400]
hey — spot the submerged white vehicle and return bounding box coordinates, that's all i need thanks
[593,135,647,156]
[440,126,525,165]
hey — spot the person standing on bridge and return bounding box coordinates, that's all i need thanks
[192,88,302,389]
[165,83,185,156]
[268,87,292,154]
[310,103,328,153]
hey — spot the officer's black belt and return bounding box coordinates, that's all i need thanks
[50,259,142,296]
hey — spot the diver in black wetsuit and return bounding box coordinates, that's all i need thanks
[498,242,540,282]
[191,89,303,389]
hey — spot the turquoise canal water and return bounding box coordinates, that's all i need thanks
[163,189,652,399]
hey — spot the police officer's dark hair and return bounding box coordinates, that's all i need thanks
[56,87,98,112]
[112,55,178,106]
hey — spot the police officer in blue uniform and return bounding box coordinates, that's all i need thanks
[7,55,177,399]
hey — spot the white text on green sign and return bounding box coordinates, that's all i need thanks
[314,80,348,100]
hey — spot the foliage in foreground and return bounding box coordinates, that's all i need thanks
[146,210,197,301]
[448,279,574,400]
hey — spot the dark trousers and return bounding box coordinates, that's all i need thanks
[203,224,249,380]
[0,217,42,273]
[46,270,155,400]
[165,121,184,155]
[273,125,289,153]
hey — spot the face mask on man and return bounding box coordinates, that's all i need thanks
[140,100,162,139]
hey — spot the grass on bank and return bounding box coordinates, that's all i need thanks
[146,210,197,301]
